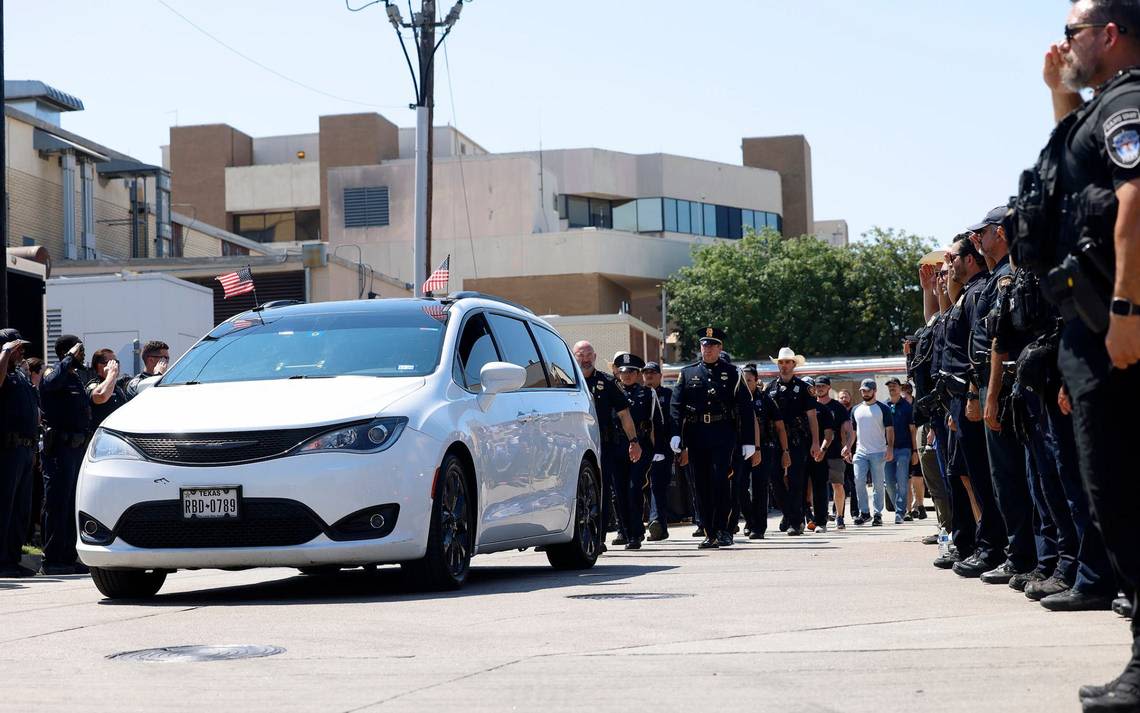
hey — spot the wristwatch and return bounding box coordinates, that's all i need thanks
[1111,297,1140,316]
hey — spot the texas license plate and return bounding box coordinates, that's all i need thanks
[181,487,241,520]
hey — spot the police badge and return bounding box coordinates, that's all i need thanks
[1104,108,1140,169]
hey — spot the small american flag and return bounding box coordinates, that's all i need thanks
[422,255,450,295]
[216,266,255,299]
[422,304,449,323]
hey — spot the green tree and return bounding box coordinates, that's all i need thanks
[666,227,932,361]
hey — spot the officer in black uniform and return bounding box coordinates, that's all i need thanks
[1030,9,1140,707]
[0,329,39,578]
[940,236,1008,577]
[741,364,787,539]
[642,361,674,541]
[803,376,835,533]
[612,353,666,549]
[572,340,642,553]
[764,347,820,537]
[38,335,92,575]
[966,207,1041,584]
[669,327,754,549]
[87,349,128,431]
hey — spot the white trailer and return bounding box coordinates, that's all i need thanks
[45,273,213,372]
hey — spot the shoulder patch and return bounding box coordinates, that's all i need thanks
[1104,108,1140,169]
[997,275,1014,290]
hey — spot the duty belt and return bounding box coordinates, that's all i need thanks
[0,433,35,449]
[697,413,728,424]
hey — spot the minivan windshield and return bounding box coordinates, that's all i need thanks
[162,306,448,385]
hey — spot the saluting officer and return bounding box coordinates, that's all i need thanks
[642,361,674,541]
[764,347,820,537]
[38,335,92,575]
[612,354,666,549]
[940,236,1007,578]
[1035,7,1140,706]
[669,327,754,550]
[0,329,39,578]
[572,341,642,552]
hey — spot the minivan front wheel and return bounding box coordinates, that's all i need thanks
[90,567,167,599]
[546,458,601,570]
[403,453,473,590]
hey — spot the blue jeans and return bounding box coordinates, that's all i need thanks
[852,451,887,516]
[884,448,911,517]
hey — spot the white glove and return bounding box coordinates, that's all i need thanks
[742,445,756,459]
[652,453,665,462]
[669,436,681,453]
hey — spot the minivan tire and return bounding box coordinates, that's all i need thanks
[546,459,601,570]
[90,567,167,599]
[403,453,473,590]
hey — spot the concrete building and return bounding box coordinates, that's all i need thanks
[814,219,850,248]
[164,112,841,359]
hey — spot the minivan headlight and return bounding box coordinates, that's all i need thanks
[294,417,407,455]
[88,429,145,462]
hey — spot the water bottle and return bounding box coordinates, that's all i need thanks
[937,527,951,557]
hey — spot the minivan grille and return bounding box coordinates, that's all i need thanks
[114,499,325,549]
[121,427,328,465]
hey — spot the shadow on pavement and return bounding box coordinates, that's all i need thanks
[100,562,677,608]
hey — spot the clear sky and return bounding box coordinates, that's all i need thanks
[5,1,1067,243]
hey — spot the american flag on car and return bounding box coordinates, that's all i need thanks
[216,266,255,299]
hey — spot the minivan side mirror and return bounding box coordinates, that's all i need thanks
[480,361,527,395]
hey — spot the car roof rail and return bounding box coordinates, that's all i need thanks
[439,291,534,314]
[255,299,305,311]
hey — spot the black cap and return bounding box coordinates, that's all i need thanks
[967,205,1009,233]
[643,361,661,373]
[0,328,23,342]
[815,375,831,386]
[885,376,901,386]
[698,326,726,345]
[615,353,646,372]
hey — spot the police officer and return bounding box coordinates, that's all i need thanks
[0,329,38,578]
[803,376,835,533]
[612,354,666,549]
[764,347,820,537]
[940,236,1008,578]
[125,340,170,399]
[741,364,787,539]
[87,349,128,430]
[1033,7,1140,706]
[966,207,1042,584]
[38,335,92,575]
[572,341,642,552]
[669,327,754,549]
[642,361,674,540]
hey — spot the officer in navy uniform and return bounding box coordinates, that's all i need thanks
[572,341,642,552]
[641,361,674,541]
[1032,10,1140,707]
[38,335,93,575]
[0,329,39,578]
[612,353,666,549]
[742,363,787,539]
[966,207,1041,584]
[941,235,1008,579]
[764,347,821,536]
[669,327,754,549]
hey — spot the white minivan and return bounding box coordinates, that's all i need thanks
[76,293,603,598]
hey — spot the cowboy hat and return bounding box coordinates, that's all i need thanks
[919,247,953,266]
[770,347,806,366]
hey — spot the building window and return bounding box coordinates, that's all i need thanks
[703,203,717,237]
[236,210,320,243]
[222,240,250,256]
[663,198,678,232]
[691,202,703,236]
[727,207,743,239]
[343,186,390,228]
[589,199,612,229]
[567,196,590,228]
[677,200,691,233]
[636,198,663,232]
[613,200,637,232]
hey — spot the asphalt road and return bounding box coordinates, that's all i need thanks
[0,515,1128,713]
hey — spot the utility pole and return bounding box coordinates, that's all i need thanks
[0,0,8,326]
[380,0,464,297]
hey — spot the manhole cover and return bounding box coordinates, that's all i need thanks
[107,645,285,663]
[566,592,693,601]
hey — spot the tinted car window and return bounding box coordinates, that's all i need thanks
[162,308,446,385]
[455,313,500,391]
[532,325,578,388]
[486,314,549,389]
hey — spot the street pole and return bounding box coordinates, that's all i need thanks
[413,1,436,298]
[378,0,462,298]
[0,0,8,326]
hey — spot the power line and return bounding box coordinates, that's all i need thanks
[441,32,478,279]
[155,0,406,110]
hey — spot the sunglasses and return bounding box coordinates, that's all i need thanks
[1065,22,1127,41]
